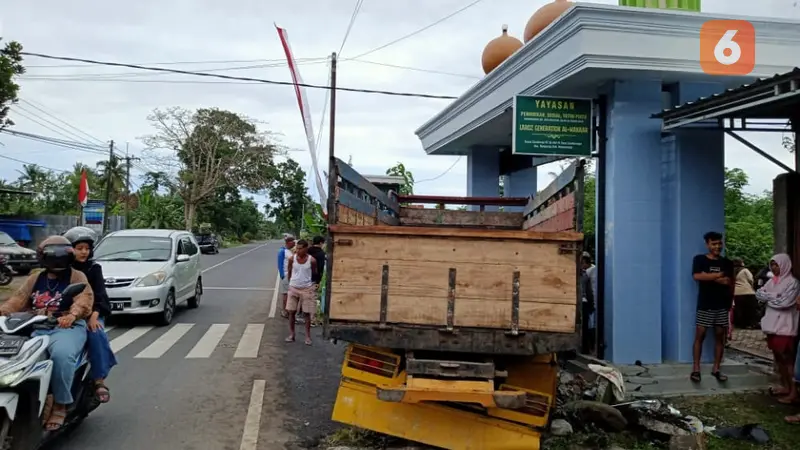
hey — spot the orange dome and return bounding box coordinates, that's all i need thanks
[481,25,523,75]
[523,0,573,43]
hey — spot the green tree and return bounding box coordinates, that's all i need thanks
[386,162,414,195]
[0,39,24,130]
[141,107,279,230]
[130,188,184,229]
[267,158,310,236]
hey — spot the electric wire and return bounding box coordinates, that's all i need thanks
[20,99,106,145]
[0,153,69,173]
[13,105,107,150]
[25,57,329,69]
[20,52,459,100]
[348,0,486,60]
[339,0,365,56]
[24,58,477,80]
[415,156,462,184]
[1,129,107,154]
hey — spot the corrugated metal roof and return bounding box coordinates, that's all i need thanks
[654,67,800,118]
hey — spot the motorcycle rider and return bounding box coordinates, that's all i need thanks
[63,226,117,404]
[0,235,94,431]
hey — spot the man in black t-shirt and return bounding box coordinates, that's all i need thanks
[690,231,734,384]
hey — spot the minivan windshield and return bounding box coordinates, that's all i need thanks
[94,236,173,262]
[0,232,15,246]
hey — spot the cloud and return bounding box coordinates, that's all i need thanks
[1,0,797,206]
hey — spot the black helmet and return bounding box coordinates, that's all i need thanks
[63,226,98,248]
[38,235,74,272]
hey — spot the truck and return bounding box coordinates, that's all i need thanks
[322,157,586,450]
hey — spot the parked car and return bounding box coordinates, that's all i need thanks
[194,232,220,254]
[93,229,203,326]
[0,231,37,275]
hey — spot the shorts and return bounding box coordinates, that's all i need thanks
[287,285,317,314]
[696,309,729,328]
[279,277,290,295]
[767,334,795,355]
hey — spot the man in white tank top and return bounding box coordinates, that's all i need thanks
[285,239,317,345]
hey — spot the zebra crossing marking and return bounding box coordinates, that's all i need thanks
[186,324,230,359]
[135,323,195,359]
[110,326,154,353]
[234,324,264,358]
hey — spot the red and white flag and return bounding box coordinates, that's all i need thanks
[275,24,327,213]
[78,169,89,207]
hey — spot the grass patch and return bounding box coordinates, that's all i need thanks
[322,427,390,448]
[221,238,242,248]
[544,394,799,450]
[671,394,798,450]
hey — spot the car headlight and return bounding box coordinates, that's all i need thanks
[135,271,167,287]
[0,370,25,387]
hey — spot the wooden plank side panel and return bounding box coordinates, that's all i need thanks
[328,233,578,333]
[400,208,524,228]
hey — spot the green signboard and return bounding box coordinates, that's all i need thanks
[512,96,592,157]
[618,0,701,11]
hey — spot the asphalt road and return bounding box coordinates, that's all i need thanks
[49,241,345,450]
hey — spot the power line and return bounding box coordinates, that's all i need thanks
[344,59,479,79]
[13,105,106,149]
[415,156,462,184]
[20,99,106,145]
[23,60,330,80]
[25,56,329,69]
[339,0,365,56]
[0,153,69,173]
[1,129,108,155]
[20,52,459,100]
[349,0,486,60]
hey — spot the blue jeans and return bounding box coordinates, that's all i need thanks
[87,318,117,380]
[32,321,87,405]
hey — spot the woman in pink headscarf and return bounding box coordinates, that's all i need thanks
[756,253,800,403]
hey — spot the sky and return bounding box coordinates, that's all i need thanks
[1,0,799,210]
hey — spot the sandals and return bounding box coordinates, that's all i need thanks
[690,371,701,382]
[785,414,800,424]
[280,310,289,319]
[95,383,111,404]
[711,371,728,382]
[44,408,66,431]
[304,338,312,346]
[769,386,790,397]
[285,336,295,343]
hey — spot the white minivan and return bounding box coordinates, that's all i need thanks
[93,229,203,326]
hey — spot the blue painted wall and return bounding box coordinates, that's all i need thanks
[602,79,664,364]
[466,147,500,211]
[504,160,538,212]
[661,82,725,363]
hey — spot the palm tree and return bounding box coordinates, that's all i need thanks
[142,171,172,193]
[15,164,48,191]
[96,156,126,203]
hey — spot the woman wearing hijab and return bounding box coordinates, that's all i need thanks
[732,258,757,329]
[756,254,800,404]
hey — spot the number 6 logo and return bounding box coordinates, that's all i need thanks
[700,20,756,76]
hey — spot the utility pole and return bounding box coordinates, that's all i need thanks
[102,140,114,235]
[326,52,338,220]
[123,143,140,229]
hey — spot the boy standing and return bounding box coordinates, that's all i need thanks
[691,231,734,383]
[285,239,317,345]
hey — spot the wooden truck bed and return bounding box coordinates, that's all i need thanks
[323,158,585,355]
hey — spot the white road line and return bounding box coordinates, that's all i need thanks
[202,243,269,274]
[185,324,230,359]
[204,287,275,291]
[103,325,115,333]
[239,379,266,450]
[268,273,280,318]
[135,323,194,359]
[234,324,264,358]
[110,326,154,353]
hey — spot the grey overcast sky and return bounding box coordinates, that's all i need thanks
[1,0,798,206]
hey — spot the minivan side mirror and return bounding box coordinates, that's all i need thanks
[176,254,191,263]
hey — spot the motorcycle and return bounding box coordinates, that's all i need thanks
[0,283,100,449]
[0,256,12,287]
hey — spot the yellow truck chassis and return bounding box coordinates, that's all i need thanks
[332,344,558,450]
